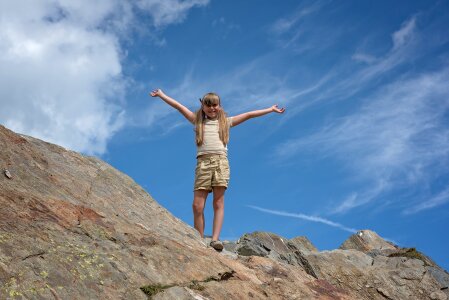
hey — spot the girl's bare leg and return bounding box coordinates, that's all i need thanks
[192,190,208,238]
[211,186,226,241]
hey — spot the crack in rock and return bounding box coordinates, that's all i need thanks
[22,251,46,261]
[377,287,393,300]
[140,271,235,298]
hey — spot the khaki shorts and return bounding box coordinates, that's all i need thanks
[194,154,230,193]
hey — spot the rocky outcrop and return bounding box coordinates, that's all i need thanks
[339,229,397,252]
[230,230,449,300]
[1,124,448,299]
[230,232,319,278]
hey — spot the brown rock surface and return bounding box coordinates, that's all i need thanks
[304,250,437,300]
[1,124,447,299]
[0,125,350,299]
[339,229,397,252]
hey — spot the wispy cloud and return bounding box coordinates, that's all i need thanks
[136,0,209,28]
[260,15,422,128]
[247,205,357,233]
[353,18,417,87]
[332,180,390,214]
[392,17,416,50]
[269,1,349,55]
[270,1,324,35]
[315,16,420,104]
[144,53,293,118]
[404,186,449,215]
[277,65,449,213]
[351,53,377,64]
[269,0,332,53]
[270,12,449,214]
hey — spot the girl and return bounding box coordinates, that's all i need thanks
[150,89,285,251]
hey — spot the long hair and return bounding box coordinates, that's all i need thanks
[195,92,230,146]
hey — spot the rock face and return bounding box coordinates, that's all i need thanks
[339,229,397,252]
[0,124,448,300]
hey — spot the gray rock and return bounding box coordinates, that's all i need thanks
[228,228,448,300]
[427,266,449,289]
[235,232,272,257]
[430,291,448,300]
[222,240,238,253]
[340,230,397,252]
[289,236,318,253]
[152,286,208,300]
[377,287,392,299]
[234,231,319,278]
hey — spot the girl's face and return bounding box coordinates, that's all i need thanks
[202,103,221,119]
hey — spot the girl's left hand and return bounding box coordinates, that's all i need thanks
[271,104,285,113]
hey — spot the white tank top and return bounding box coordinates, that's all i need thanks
[196,117,232,157]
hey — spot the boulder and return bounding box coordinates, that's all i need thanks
[234,231,319,278]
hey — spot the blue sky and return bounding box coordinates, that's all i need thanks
[1,1,448,270]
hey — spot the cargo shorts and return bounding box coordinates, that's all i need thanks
[194,154,230,193]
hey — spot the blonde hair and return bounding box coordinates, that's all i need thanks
[195,92,230,146]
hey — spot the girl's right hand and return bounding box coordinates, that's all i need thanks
[150,89,163,97]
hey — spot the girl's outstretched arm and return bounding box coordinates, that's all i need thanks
[231,104,285,127]
[150,89,196,123]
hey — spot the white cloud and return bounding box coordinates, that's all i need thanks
[327,21,419,102]
[262,10,421,122]
[404,186,449,215]
[270,1,323,35]
[300,16,420,108]
[270,14,449,214]
[247,205,357,233]
[332,180,389,214]
[269,1,347,55]
[0,0,208,154]
[277,66,449,213]
[352,53,377,64]
[136,0,209,28]
[0,1,125,154]
[349,18,417,86]
[142,55,292,123]
[392,17,416,50]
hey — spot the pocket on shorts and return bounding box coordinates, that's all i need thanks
[219,158,230,179]
[196,159,211,177]
[195,160,204,174]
